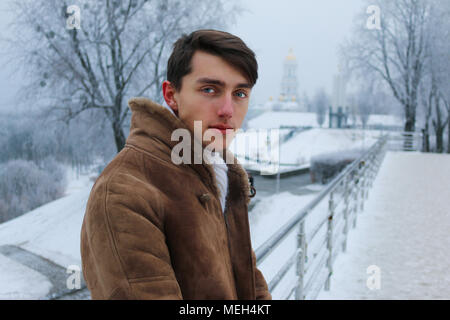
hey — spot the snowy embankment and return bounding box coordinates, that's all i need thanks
[231,128,382,174]
[247,111,330,129]
[317,151,450,299]
[0,166,95,299]
[0,166,95,268]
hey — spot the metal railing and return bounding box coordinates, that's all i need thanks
[254,134,389,299]
[383,130,422,152]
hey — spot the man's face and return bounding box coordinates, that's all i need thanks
[163,50,252,152]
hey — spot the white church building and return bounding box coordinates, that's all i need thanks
[259,49,306,113]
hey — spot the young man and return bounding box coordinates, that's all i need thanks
[80,29,271,300]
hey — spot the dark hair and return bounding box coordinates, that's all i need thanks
[167,29,258,91]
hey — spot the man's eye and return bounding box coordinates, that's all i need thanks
[235,91,247,98]
[202,87,215,94]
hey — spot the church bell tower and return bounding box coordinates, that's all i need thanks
[280,48,299,103]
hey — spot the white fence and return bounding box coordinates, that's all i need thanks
[384,131,422,152]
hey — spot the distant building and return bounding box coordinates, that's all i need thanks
[331,63,347,113]
[329,63,349,128]
[259,49,305,113]
[328,106,348,129]
[280,48,299,104]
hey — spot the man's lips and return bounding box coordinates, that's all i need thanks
[208,124,234,134]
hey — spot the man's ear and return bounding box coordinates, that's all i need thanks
[162,80,179,115]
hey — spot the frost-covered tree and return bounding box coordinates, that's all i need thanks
[5,0,240,152]
[342,0,432,132]
[0,157,67,222]
[301,91,312,112]
[355,84,375,129]
[430,1,450,153]
[418,0,450,153]
[312,88,330,128]
[0,108,115,169]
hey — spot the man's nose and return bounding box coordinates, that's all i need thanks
[217,94,234,118]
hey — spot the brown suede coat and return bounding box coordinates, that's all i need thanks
[80,97,271,300]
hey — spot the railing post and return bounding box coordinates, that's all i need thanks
[366,155,372,191]
[364,155,373,200]
[353,166,360,229]
[276,170,280,194]
[342,175,350,252]
[295,220,306,300]
[360,160,367,212]
[368,153,375,189]
[325,192,334,291]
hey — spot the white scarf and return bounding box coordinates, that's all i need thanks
[162,101,229,213]
[203,150,228,212]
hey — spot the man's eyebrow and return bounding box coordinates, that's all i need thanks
[196,77,251,89]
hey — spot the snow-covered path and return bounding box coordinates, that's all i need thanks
[318,151,450,299]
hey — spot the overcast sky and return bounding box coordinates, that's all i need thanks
[0,0,365,112]
[229,0,364,106]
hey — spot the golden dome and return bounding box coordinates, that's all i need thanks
[286,48,296,61]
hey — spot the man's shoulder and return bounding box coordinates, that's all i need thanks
[84,147,166,221]
[85,148,154,202]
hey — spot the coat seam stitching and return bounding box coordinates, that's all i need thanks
[128,275,173,283]
[103,147,137,299]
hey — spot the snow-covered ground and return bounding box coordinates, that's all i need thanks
[279,128,379,166]
[0,165,95,299]
[317,151,450,299]
[0,166,96,268]
[0,254,52,299]
[0,186,92,269]
[63,166,98,196]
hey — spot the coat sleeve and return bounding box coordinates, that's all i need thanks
[81,177,182,300]
[251,250,272,300]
